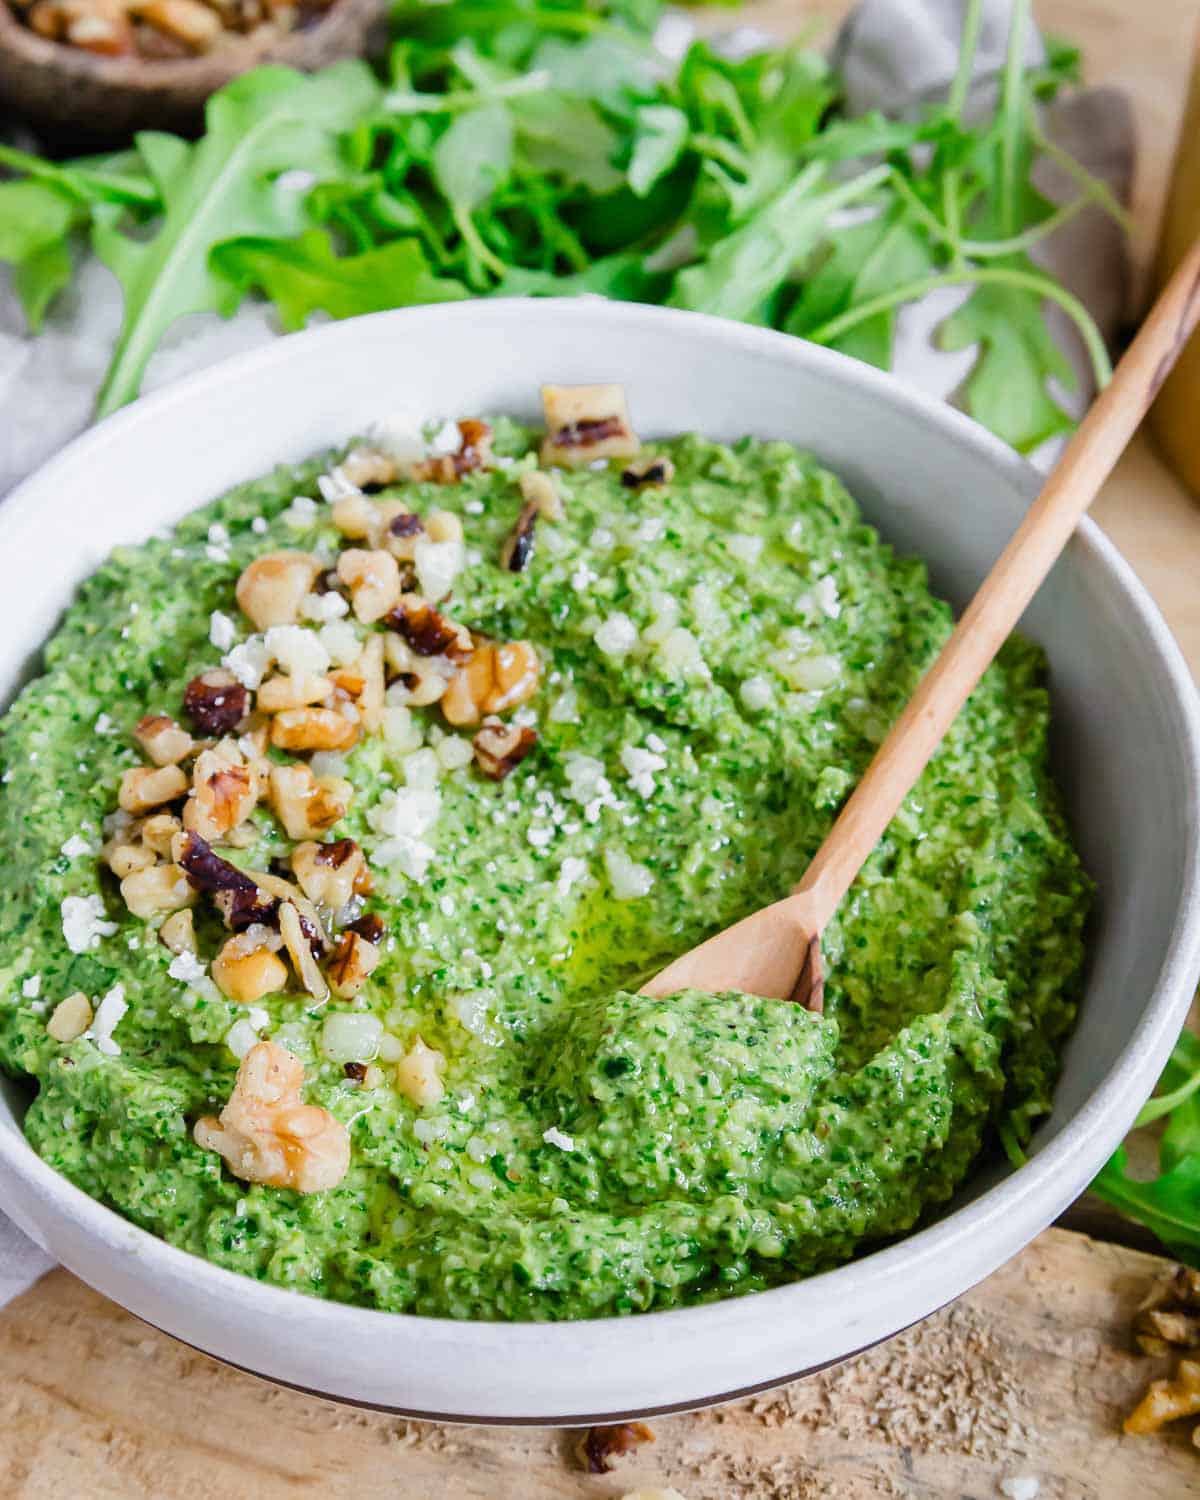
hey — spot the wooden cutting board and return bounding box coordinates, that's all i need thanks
[3,0,1200,1495]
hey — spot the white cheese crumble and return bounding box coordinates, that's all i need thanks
[739,674,774,712]
[167,951,207,985]
[620,744,667,798]
[593,612,638,658]
[264,624,330,678]
[21,976,40,999]
[61,833,96,859]
[94,712,116,735]
[590,526,615,550]
[223,635,272,690]
[251,517,269,535]
[631,516,666,544]
[225,1019,261,1059]
[556,855,589,898]
[813,573,841,620]
[87,984,127,1056]
[368,787,441,883]
[61,895,117,954]
[435,736,473,771]
[317,468,362,504]
[300,591,349,623]
[318,619,362,667]
[645,732,667,754]
[603,847,654,900]
[428,418,462,455]
[726,532,764,566]
[209,610,237,650]
[282,495,319,529]
[542,1127,575,1152]
[414,537,464,601]
[569,562,598,592]
[548,687,580,724]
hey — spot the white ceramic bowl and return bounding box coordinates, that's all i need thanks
[1,301,1198,1423]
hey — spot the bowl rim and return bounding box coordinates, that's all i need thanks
[1,298,1198,1405]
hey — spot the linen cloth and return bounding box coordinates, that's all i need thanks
[0,0,1133,1301]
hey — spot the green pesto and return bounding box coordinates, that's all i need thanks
[0,426,1091,1320]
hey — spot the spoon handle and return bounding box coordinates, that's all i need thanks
[795,235,1200,931]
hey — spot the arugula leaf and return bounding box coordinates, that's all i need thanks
[1092,1030,1200,1262]
[787,210,935,369]
[937,268,1077,453]
[493,249,662,300]
[513,93,623,194]
[670,163,888,324]
[212,229,467,330]
[90,62,379,418]
[628,104,689,197]
[0,180,79,331]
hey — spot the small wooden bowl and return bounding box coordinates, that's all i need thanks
[0,0,387,147]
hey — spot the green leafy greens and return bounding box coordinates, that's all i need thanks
[0,0,1129,447]
[1092,1029,1200,1263]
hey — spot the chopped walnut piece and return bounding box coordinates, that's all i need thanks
[269,707,359,753]
[133,714,194,767]
[346,913,385,944]
[105,841,157,878]
[134,0,222,49]
[46,991,94,1043]
[442,641,540,727]
[159,908,196,955]
[540,385,640,468]
[268,764,351,840]
[278,900,329,1002]
[183,669,249,736]
[254,873,328,959]
[385,596,473,659]
[119,764,189,815]
[183,748,260,844]
[381,509,425,564]
[410,419,494,483]
[194,1040,349,1193]
[212,936,289,1004]
[141,813,182,858]
[518,468,564,522]
[1136,1307,1200,1356]
[291,839,367,911]
[330,634,386,733]
[576,1423,656,1474]
[1126,1359,1200,1435]
[236,551,322,631]
[395,1036,446,1109]
[257,673,333,713]
[337,548,402,624]
[327,930,381,999]
[500,501,539,573]
[473,719,537,780]
[339,447,398,491]
[29,0,133,54]
[621,455,676,489]
[331,493,379,543]
[176,830,277,931]
[120,862,196,919]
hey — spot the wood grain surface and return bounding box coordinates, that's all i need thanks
[3,1,1200,1496]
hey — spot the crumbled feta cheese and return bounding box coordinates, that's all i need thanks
[556,856,589,898]
[813,574,841,620]
[548,687,580,724]
[435,736,474,771]
[208,523,230,547]
[726,532,764,566]
[300,591,349,623]
[209,610,237,650]
[21,976,40,999]
[562,753,616,823]
[317,468,362,504]
[381,705,423,754]
[402,748,442,789]
[225,1019,260,1059]
[428,418,462,455]
[645,732,667,755]
[593,612,638,658]
[61,833,96,859]
[61,895,117,954]
[264,625,330,678]
[447,990,500,1044]
[94,713,116,736]
[223,635,272,690]
[370,419,424,467]
[282,495,319,529]
[631,516,666,544]
[785,517,805,548]
[603,847,654,900]
[251,516,269,535]
[414,537,464,601]
[309,751,348,778]
[542,1126,575,1152]
[527,825,555,850]
[168,951,207,985]
[570,562,598,592]
[246,1005,270,1032]
[318,619,362,667]
[369,786,441,839]
[739,674,774,712]
[87,984,127,1056]
[590,527,615,550]
[620,744,667,798]
[655,626,705,674]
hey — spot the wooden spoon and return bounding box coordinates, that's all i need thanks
[642,236,1200,1013]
